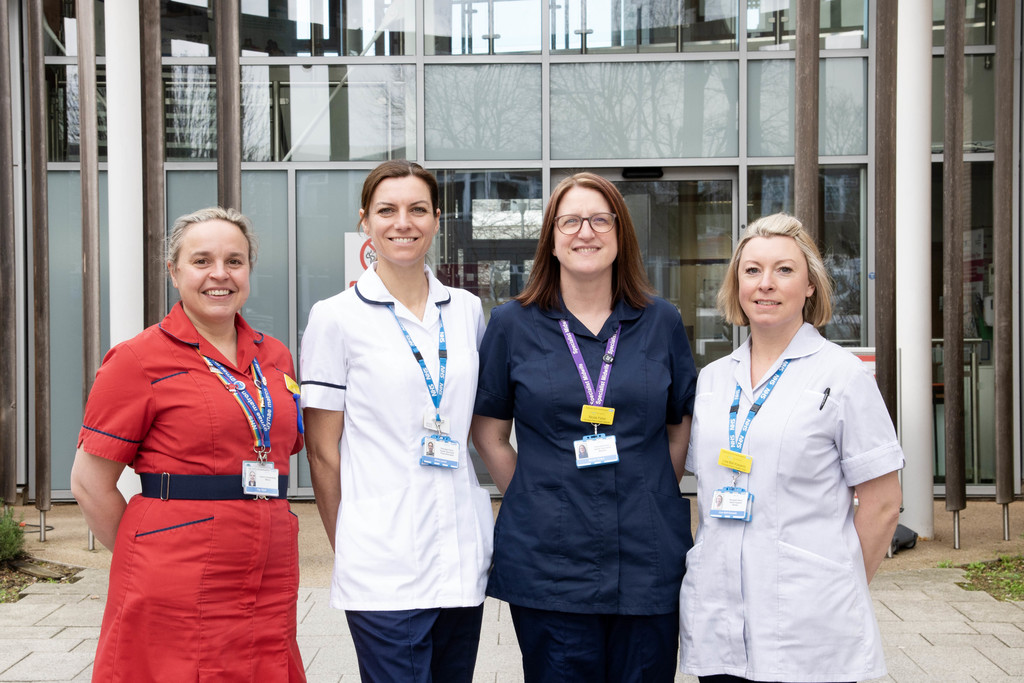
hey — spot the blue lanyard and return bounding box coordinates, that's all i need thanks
[389,305,446,426]
[558,320,621,407]
[201,354,274,458]
[728,359,789,453]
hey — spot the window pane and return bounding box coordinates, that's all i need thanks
[613,178,734,369]
[296,170,365,338]
[241,171,290,344]
[162,0,215,56]
[425,65,542,161]
[748,165,794,219]
[436,168,542,316]
[820,58,866,156]
[164,65,218,160]
[243,64,415,162]
[747,0,795,51]
[47,171,110,490]
[747,59,794,157]
[239,0,413,56]
[551,61,738,159]
[45,66,109,163]
[931,55,997,154]
[820,165,865,345]
[41,0,106,56]
[931,0,997,47]
[426,0,542,55]
[820,0,866,49]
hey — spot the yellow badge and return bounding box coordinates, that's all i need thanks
[718,448,753,473]
[580,404,615,425]
[283,374,301,396]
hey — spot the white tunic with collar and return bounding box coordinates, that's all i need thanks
[679,323,904,682]
[300,264,493,611]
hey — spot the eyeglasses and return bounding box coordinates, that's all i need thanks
[554,213,617,235]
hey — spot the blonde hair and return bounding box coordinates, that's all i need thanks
[167,207,258,268]
[717,213,833,327]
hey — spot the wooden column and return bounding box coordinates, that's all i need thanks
[874,2,898,426]
[942,0,966,521]
[0,0,17,504]
[76,0,101,405]
[215,0,241,210]
[992,0,1014,516]
[794,0,820,240]
[27,0,50,513]
[140,0,166,326]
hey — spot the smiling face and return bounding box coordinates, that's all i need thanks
[737,236,815,338]
[552,186,618,286]
[360,175,440,274]
[168,218,251,336]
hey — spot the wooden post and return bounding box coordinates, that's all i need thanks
[216,0,242,210]
[0,0,18,505]
[140,0,167,326]
[794,0,820,240]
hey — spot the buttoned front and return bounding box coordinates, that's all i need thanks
[475,297,697,615]
[300,265,493,611]
[78,303,306,682]
[679,323,905,682]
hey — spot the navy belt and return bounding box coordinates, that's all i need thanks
[139,472,289,500]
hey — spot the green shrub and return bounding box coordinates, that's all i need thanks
[0,502,25,563]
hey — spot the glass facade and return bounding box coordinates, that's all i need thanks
[36,1,1009,496]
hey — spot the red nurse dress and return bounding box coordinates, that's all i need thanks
[78,303,306,682]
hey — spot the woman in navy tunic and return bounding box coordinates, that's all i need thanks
[472,173,697,682]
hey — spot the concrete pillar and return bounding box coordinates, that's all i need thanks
[895,2,935,539]
[104,1,144,498]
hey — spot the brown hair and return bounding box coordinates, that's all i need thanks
[717,212,833,327]
[360,160,439,215]
[167,207,258,268]
[517,173,654,310]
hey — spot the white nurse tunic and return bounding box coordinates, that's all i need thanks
[679,323,904,682]
[300,264,493,611]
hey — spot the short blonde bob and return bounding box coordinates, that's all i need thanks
[717,212,833,327]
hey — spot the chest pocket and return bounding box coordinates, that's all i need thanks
[776,388,840,485]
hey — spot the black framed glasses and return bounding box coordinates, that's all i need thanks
[554,213,617,235]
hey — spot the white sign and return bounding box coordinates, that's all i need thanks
[345,233,376,289]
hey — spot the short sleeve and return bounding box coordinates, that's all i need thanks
[836,362,905,486]
[666,309,698,423]
[300,298,348,412]
[474,304,514,419]
[77,343,155,464]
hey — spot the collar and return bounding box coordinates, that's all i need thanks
[354,263,451,325]
[158,301,264,370]
[540,296,644,341]
[731,322,826,391]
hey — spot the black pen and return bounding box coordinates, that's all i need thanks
[819,387,831,410]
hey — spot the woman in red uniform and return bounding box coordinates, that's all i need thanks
[71,207,306,682]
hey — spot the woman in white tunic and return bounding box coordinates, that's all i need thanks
[679,213,904,683]
[301,161,493,682]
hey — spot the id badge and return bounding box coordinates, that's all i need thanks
[420,435,460,469]
[708,486,753,521]
[243,460,279,497]
[423,411,450,434]
[573,434,619,468]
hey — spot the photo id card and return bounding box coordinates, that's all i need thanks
[420,435,460,469]
[242,460,279,497]
[573,434,619,468]
[708,486,753,521]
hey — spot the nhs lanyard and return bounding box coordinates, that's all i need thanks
[389,305,446,425]
[558,319,621,407]
[201,354,273,458]
[728,359,789,453]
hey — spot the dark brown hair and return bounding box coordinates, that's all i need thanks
[517,172,654,310]
[360,160,439,214]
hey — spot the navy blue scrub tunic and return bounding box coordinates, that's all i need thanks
[475,297,697,615]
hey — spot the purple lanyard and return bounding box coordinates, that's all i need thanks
[558,319,621,407]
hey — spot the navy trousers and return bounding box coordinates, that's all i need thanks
[345,604,484,683]
[509,604,679,683]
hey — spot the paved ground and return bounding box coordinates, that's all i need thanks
[3,499,1024,681]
